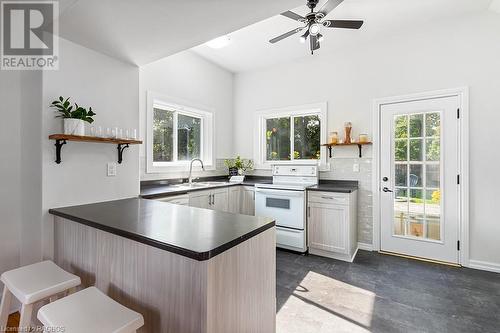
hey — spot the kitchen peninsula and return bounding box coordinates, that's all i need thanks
[49,198,276,333]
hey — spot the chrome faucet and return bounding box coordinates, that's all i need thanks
[188,158,205,185]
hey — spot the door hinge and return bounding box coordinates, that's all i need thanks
[457,108,460,119]
[457,240,460,251]
[457,174,460,185]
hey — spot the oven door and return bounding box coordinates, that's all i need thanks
[254,188,305,229]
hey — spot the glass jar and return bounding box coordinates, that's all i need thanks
[359,133,369,143]
[329,132,339,144]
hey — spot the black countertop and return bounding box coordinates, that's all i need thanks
[49,198,275,261]
[140,176,272,199]
[307,180,359,193]
[141,177,358,198]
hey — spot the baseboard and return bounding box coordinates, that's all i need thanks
[357,242,373,251]
[468,259,500,274]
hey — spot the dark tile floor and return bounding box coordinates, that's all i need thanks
[276,250,500,333]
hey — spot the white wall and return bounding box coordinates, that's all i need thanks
[41,38,140,258]
[0,71,21,281]
[233,12,500,266]
[139,51,234,180]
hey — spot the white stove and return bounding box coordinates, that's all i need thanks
[255,165,318,252]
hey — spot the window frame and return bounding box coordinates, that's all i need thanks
[254,102,328,170]
[146,91,214,173]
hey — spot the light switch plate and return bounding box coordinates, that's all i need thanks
[353,163,360,173]
[107,163,117,176]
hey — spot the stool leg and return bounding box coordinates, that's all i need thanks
[0,287,13,332]
[18,303,33,331]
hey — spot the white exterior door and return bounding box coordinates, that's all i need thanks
[380,96,460,264]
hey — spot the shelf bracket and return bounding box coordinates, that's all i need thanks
[327,146,333,158]
[117,143,130,164]
[54,139,67,164]
[357,144,363,158]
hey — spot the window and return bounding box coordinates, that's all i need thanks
[147,92,213,173]
[255,103,327,169]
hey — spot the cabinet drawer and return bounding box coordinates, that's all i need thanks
[308,191,349,205]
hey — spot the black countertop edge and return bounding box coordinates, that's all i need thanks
[140,175,273,199]
[307,180,359,193]
[49,208,276,261]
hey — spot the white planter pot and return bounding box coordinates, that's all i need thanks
[64,118,85,136]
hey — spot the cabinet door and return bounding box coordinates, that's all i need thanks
[308,202,348,254]
[240,186,255,216]
[189,190,211,209]
[211,188,229,212]
[228,187,241,214]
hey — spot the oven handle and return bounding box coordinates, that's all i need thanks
[254,188,304,197]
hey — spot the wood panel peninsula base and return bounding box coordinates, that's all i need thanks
[50,199,276,333]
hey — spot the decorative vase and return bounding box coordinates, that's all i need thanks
[344,122,352,144]
[228,167,238,176]
[64,118,85,136]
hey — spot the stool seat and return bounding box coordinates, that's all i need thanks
[0,260,81,304]
[38,287,144,333]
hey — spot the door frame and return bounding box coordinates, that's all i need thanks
[372,87,469,266]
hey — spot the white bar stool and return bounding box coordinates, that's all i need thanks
[38,287,144,333]
[0,260,81,331]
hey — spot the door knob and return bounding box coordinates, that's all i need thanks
[383,187,393,193]
[382,177,389,182]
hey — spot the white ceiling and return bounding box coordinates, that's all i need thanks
[55,0,305,66]
[192,0,493,73]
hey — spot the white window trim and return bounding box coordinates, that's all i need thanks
[254,102,329,171]
[146,91,214,173]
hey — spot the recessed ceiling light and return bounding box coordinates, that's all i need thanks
[205,35,231,49]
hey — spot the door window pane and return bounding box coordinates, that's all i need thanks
[409,114,423,137]
[409,189,424,238]
[177,114,201,161]
[395,140,407,161]
[293,115,320,160]
[395,164,408,186]
[426,164,440,188]
[409,165,423,187]
[394,115,408,138]
[409,139,423,161]
[393,188,408,237]
[153,108,174,162]
[426,139,440,161]
[266,118,291,160]
[425,112,440,137]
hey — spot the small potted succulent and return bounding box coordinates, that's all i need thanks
[50,96,96,136]
[224,156,253,176]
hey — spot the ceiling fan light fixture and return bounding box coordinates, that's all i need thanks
[318,33,324,42]
[205,35,231,49]
[309,23,321,36]
[299,35,307,43]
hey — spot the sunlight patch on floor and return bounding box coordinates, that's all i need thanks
[277,271,376,333]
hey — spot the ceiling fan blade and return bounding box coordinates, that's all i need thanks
[269,27,303,44]
[281,10,305,22]
[323,20,364,29]
[310,35,320,51]
[318,0,344,17]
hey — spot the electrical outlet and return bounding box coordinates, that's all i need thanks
[107,163,117,176]
[353,163,360,173]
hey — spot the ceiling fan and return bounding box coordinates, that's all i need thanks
[269,0,363,54]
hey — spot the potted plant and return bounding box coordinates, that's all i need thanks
[50,96,96,136]
[224,156,253,176]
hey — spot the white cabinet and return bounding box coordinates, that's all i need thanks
[307,191,357,262]
[240,186,255,215]
[189,188,229,212]
[189,189,212,209]
[156,194,189,206]
[211,188,229,212]
[228,187,241,214]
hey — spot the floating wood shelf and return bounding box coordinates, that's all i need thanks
[48,134,142,164]
[321,142,372,158]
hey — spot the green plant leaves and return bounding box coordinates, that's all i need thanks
[49,96,96,124]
